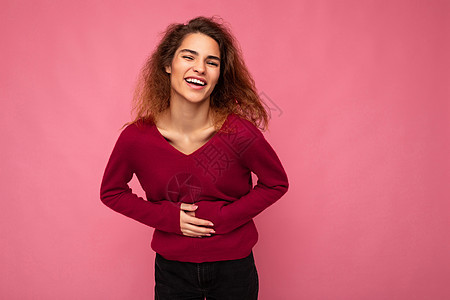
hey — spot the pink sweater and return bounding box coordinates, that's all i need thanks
[100,113,289,263]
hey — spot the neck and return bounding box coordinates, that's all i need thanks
[165,95,213,134]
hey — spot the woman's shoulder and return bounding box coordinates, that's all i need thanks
[117,120,156,143]
[122,119,155,133]
[225,113,264,138]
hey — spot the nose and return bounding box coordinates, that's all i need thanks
[193,60,206,74]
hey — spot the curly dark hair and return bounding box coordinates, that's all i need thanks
[128,15,269,131]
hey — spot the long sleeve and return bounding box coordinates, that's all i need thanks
[100,126,182,235]
[195,126,289,234]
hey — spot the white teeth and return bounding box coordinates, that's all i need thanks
[186,78,206,86]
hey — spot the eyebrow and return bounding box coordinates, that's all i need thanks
[179,49,221,61]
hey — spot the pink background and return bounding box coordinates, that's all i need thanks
[1,0,449,299]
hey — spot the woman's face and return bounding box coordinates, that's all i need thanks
[165,32,221,105]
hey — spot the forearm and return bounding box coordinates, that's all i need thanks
[195,181,288,234]
[100,186,182,234]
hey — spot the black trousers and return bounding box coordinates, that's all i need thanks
[154,251,259,300]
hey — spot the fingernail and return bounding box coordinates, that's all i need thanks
[209,222,214,226]
[193,205,198,209]
[210,230,215,233]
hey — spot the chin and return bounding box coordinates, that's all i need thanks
[185,94,211,103]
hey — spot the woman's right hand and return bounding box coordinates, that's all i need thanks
[180,203,216,238]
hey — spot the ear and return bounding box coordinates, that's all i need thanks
[165,65,171,74]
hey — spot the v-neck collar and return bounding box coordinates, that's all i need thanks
[153,113,232,157]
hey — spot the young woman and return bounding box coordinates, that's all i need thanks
[100,16,289,299]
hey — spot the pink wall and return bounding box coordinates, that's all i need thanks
[1,0,449,299]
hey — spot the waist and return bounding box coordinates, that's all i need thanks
[151,220,258,263]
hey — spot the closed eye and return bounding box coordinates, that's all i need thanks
[182,56,219,67]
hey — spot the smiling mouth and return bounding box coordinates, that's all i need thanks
[185,78,207,86]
